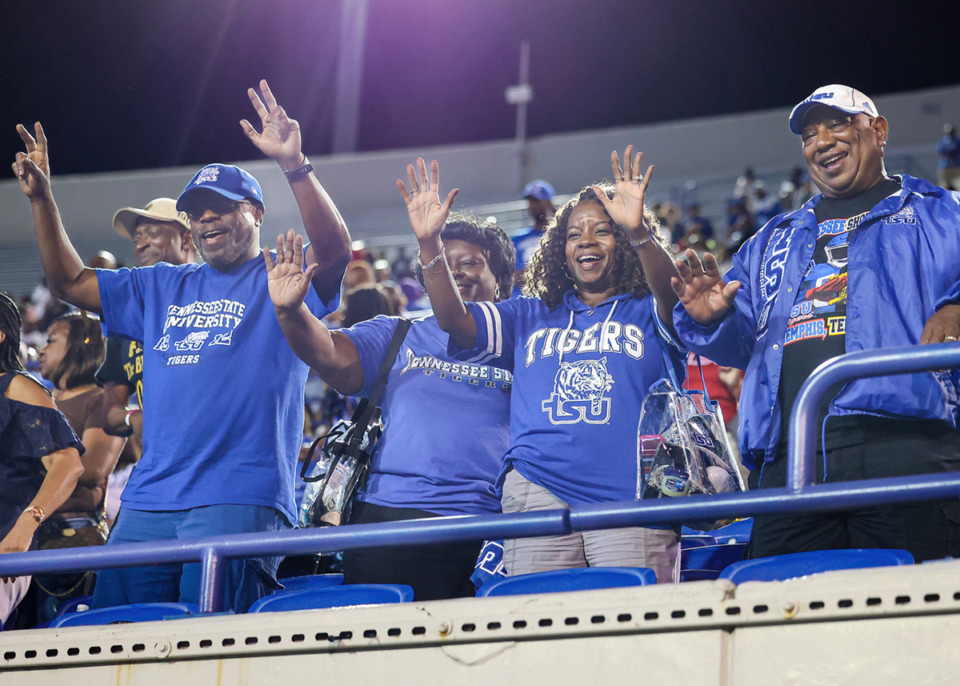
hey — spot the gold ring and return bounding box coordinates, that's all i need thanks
[945,336,957,342]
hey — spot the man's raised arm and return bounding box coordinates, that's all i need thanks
[240,79,351,303]
[12,123,102,313]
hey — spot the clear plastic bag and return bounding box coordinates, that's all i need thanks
[637,378,745,530]
[298,412,382,528]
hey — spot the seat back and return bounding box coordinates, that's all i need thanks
[248,583,414,613]
[719,548,915,584]
[680,542,747,581]
[275,573,344,594]
[476,567,656,598]
[49,602,199,628]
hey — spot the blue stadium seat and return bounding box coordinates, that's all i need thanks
[719,548,915,584]
[248,584,414,613]
[49,602,199,628]
[476,567,656,598]
[708,518,753,545]
[275,573,344,593]
[681,542,747,581]
[682,518,754,545]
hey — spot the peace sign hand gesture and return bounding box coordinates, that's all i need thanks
[591,145,654,241]
[240,79,304,171]
[12,122,51,199]
[397,158,459,243]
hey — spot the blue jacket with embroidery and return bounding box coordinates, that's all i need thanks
[673,175,960,470]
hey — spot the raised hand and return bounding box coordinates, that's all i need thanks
[12,122,51,199]
[240,79,304,170]
[397,158,459,243]
[672,249,740,325]
[591,145,654,239]
[264,230,318,312]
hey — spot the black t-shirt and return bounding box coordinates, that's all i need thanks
[777,178,901,449]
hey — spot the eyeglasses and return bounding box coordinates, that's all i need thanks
[183,197,254,221]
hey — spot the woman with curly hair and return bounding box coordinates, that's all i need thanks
[410,148,685,582]
[265,207,514,600]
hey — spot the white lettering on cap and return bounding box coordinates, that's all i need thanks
[195,167,220,185]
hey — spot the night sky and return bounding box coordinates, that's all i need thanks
[3,0,958,176]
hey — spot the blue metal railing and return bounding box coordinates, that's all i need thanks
[3,343,959,613]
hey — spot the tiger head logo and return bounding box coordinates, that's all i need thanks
[555,358,614,415]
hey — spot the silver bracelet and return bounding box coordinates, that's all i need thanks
[628,233,654,250]
[418,245,446,271]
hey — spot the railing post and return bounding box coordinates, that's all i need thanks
[198,548,224,614]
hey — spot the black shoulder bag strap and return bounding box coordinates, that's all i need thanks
[300,317,412,481]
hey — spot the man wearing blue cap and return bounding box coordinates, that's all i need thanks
[671,84,960,562]
[509,179,555,297]
[13,79,352,611]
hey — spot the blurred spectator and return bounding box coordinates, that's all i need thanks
[343,258,376,292]
[35,312,122,619]
[938,123,960,191]
[341,285,396,328]
[753,182,783,227]
[725,197,755,249]
[510,180,555,297]
[779,166,815,210]
[732,167,759,212]
[391,246,414,282]
[0,293,83,629]
[372,257,392,283]
[682,202,714,241]
[654,202,684,245]
[399,276,430,312]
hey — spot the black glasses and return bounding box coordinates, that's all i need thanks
[183,197,253,221]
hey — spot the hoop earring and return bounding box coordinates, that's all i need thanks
[494,285,501,300]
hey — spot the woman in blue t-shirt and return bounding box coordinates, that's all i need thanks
[406,150,686,582]
[265,213,515,600]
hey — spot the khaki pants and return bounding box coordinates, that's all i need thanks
[501,469,679,583]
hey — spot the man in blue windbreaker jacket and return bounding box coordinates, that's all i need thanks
[672,84,960,561]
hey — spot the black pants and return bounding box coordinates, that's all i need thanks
[341,501,482,601]
[750,420,960,562]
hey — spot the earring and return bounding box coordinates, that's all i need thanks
[494,285,501,300]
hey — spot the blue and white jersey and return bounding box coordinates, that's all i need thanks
[343,315,511,516]
[98,251,338,525]
[453,291,685,506]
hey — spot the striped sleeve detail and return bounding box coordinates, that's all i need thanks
[461,301,504,364]
[652,297,686,352]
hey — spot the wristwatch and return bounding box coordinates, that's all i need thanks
[22,505,45,524]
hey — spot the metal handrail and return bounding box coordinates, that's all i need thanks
[2,343,959,612]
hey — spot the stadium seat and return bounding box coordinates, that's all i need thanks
[248,584,414,613]
[682,518,754,545]
[680,542,747,581]
[476,567,656,598]
[275,573,344,593]
[49,602,199,628]
[718,548,915,584]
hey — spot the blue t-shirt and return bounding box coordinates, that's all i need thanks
[452,292,685,506]
[342,315,511,515]
[97,253,336,524]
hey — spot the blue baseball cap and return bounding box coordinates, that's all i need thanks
[176,163,265,212]
[788,84,878,135]
[522,179,555,201]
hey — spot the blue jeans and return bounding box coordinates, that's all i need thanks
[92,505,287,612]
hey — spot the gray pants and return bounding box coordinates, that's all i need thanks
[501,469,679,583]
